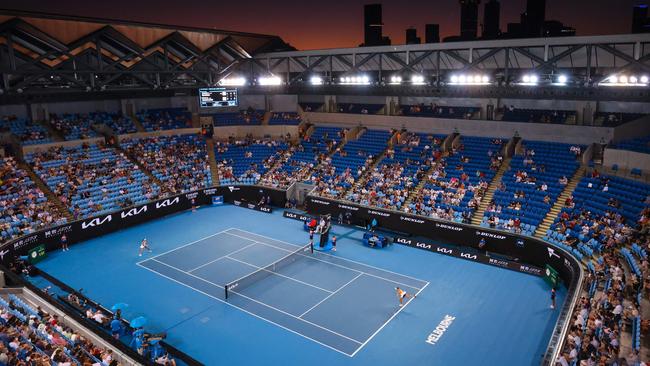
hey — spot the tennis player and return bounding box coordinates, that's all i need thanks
[331,235,337,252]
[309,230,314,248]
[138,238,152,256]
[395,287,415,307]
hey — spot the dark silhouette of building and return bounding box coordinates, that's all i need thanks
[483,0,501,39]
[632,4,650,33]
[459,0,481,40]
[363,4,391,46]
[406,27,421,44]
[425,24,440,43]
[543,21,576,37]
[524,0,546,37]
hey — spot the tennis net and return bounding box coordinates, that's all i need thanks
[225,242,313,299]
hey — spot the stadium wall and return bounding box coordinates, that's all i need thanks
[303,111,612,145]
[268,94,298,112]
[0,104,28,119]
[604,148,650,172]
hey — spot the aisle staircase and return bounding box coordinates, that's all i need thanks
[19,162,73,221]
[205,139,220,185]
[471,158,511,225]
[261,111,271,125]
[534,165,586,238]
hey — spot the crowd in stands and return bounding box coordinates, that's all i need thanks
[268,112,301,126]
[336,103,383,115]
[406,136,504,224]
[483,141,581,235]
[399,104,478,119]
[299,103,323,112]
[48,114,99,141]
[501,106,576,124]
[27,143,161,219]
[137,108,191,131]
[0,116,52,145]
[595,112,648,127]
[1,157,65,243]
[122,134,212,194]
[89,112,138,135]
[0,293,123,366]
[215,135,288,185]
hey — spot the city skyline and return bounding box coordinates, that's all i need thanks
[1,0,645,50]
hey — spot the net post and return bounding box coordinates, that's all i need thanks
[224,285,229,300]
[310,242,314,254]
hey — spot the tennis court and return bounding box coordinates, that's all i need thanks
[137,228,429,357]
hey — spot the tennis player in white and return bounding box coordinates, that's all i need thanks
[138,238,152,256]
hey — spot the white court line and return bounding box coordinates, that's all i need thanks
[226,228,429,286]
[299,273,363,318]
[350,281,430,357]
[149,258,364,345]
[135,262,356,358]
[224,231,424,291]
[135,228,239,265]
[224,256,334,294]
[188,242,258,273]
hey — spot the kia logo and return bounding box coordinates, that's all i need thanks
[81,214,112,229]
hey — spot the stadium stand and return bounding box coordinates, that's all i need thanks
[482,141,582,235]
[89,112,138,135]
[121,134,212,194]
[399,104,479,119]
[611,134,650,154]
[500,107,577,124]
[0,117,52,145]
[268,112,301,125]
[26,143,161,219]
[215,137,289,185]
[1,157,66,243]
[336,103,384,114]
[299,102,323,112]
[595,112,648,127]
[212,109,264,126]
[48,114,99,141]
[137,108,192,131]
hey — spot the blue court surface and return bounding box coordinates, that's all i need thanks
[35,204,565,365]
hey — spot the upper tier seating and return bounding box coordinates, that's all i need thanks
[299,103,323,112]
[595,112,647,127]
[26,143,161,219]
[610,134,650,154]
[484,141,582,233]
[49,114,99,140]
[215,138,288,185]
[1,157,66,243]
[336,103,384,115]
[89,112,138,135]
[0,117,52,145]
[137,108,192,131]
[501,107,576,124]
[212,110,264,126]
[121,134,212,194]
[400,105,479,119]
[268,112,301,125]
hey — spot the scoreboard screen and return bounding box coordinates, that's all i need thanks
[199,88,238,108]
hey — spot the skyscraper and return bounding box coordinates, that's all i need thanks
[524,0,546,37]
[632,4,649,33]
[406,28,421,44]
[483,0,501,39]
[425,24,440,43]
[363,4,391,46]
[459,0,481,40]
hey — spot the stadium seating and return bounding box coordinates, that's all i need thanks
[595,112,647,127]
[26,143,161,219]
[121,134,212,194]
[610,134,650,154]
[400,105,479,119]
[49,114,99,140]
[215,139,289,185]
[299,102,323,112]
[0,117,52,145]
[137,108,192,131]
[89,112,138,135]
[501,108,576,124]
[0,157,65,243]
[484,141,581,234]
[212,110,264,126]
[268,112,301,125]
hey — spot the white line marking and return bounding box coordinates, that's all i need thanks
[224,256,334,294]
[224,230,424,291]
[299,273,363,318]
[350,281,430,357]
[135,262,356,358]
[188,243,258,273]
[149,258,363,345]
[136,228,237,265]
[226,228,428,286]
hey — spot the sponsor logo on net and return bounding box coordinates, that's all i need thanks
[120,205,147,219]
[400,216,425,224]
[81,214,112,230]
[426,315,456,346]
[156,197,180,209]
